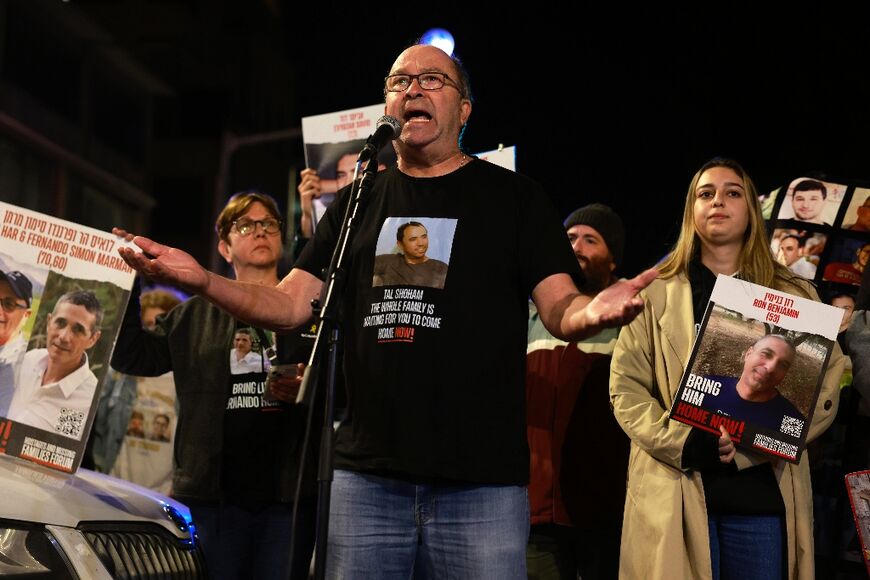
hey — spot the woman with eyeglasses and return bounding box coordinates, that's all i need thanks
[110,191,317,580]
[609,158,845,579]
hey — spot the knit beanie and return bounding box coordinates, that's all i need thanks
[563,203,625,268]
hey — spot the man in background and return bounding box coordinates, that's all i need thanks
[526,203,631,580]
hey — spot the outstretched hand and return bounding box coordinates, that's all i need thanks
[113,227,135,243]
[114,228,210,294]
[585,267,658,328]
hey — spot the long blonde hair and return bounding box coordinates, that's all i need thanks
[658,157,791,287]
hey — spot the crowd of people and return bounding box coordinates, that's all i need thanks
[3,40,868,580]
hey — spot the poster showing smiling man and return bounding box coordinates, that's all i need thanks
[301,103,398,232]
[0,202,135,472]
[668,274,841,463]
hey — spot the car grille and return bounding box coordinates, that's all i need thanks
[80,522,207,579]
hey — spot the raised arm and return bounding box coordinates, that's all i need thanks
[531,267,657,341]
[297,168,321,239]
[117,235,322,332]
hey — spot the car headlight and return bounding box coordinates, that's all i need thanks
[0,522,76,579]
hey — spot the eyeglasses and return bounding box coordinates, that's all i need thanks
[384,72,463,96]
[0,297,28,313]
[232,218,281,236]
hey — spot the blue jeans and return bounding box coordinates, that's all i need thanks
[188,499,316,580]
[708,514,784,580]
[326,469,529,579]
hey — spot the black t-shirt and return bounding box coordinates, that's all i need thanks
[295,160,581,485]
[222,325,297,508]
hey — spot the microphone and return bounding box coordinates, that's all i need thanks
[358,115,401,162]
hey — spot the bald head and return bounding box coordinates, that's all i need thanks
[384,45,472,165]
[388,45,468,98]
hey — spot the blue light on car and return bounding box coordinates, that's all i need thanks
[163,505,197,549]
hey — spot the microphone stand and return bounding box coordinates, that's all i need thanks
[290,152,380,580]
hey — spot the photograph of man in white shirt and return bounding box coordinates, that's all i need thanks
[8,291,102,440]
[229,327,264,375]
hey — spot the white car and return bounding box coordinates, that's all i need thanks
[0,453,206,578]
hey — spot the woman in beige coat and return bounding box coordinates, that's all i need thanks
[610,158,844,579]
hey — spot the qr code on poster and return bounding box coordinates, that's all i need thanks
[54,408,85,438]
[780,415,804,437]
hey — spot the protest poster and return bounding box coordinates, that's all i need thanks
[301,104,398,231]
[669,274,841,462]
[764,177,869,291]
[0,202,135,472]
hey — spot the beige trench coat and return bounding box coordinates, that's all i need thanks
[610,273,844,579]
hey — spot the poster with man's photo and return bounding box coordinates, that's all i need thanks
[668,275,841,463]
[774,177,847,227]
[301,104,399,231]
[762,176,869,292]
[0,202,135,472]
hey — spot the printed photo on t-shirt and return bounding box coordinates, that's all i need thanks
[372,217,457,290]
[229,327,267,375]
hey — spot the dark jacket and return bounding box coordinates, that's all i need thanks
[526,305,629,527]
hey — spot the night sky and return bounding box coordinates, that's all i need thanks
[282,6,870,276]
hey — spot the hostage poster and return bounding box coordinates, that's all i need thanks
[0,202,135,472]
[668,274,841,463]
[301,103,398,232]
